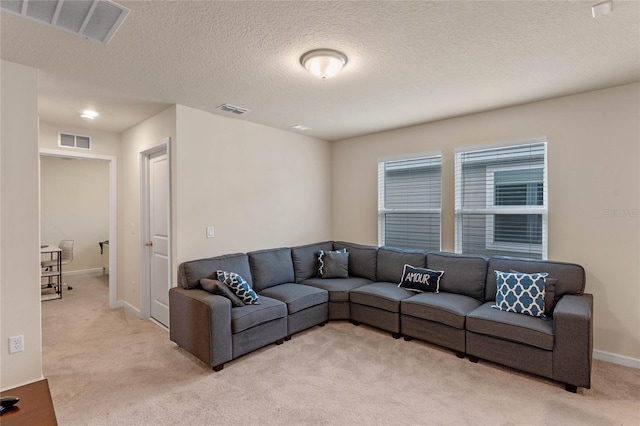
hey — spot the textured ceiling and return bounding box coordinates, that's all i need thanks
[1,1,639,141]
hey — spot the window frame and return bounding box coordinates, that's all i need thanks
[377,152,442,250]
[484,163,546,255]
[454,139,548,259]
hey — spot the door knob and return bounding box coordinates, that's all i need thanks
[145,241,153,247]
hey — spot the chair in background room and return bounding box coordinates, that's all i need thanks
[42,240,74,290]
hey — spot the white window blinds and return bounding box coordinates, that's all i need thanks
[455,142,547,259]
[378,154,442,250]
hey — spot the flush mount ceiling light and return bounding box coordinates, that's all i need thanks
[300,49,348,80]
[81,110,99,120]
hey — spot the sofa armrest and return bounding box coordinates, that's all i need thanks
[169,287,232,369]
[552,293,593,389]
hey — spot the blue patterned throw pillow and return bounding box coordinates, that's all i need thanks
[216,271,260,305]
[398,264,444,293]
[492,271,548,317]
[316,249,347,276]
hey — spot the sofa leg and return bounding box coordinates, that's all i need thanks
[318,321,326,327]
[468,355,479,363]
[391,332,402,339]
[284,335,292,341]
[212,364,224,372]
[455,351,465,359]
[403,336,413,342]
[276,338,284,345]
[351,320,360,326]
[565,384,578,393]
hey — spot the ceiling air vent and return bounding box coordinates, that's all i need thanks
[0,0,130,44]
[216,104,251,115]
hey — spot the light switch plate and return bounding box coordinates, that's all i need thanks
[206,226,214,238]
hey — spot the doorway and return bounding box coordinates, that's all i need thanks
[140,139,171,327]
[39,148,118,308]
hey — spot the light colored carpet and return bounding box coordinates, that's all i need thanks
[42,274,640,425]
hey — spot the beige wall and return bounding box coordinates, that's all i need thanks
[40,156,109,272]
[0,60,42,390]
[331,83,640,361]
[119,106,177,310]
[175,105,332,263]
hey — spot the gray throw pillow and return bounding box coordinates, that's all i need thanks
[200,278,245,307]
[321,251,349,279]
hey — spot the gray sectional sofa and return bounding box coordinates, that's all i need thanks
[169,241,593,392]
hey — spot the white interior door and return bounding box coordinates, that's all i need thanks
[148,149,170,326]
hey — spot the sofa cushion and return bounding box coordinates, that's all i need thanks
[493,271,547,318]
[200,278,245,307]
[350,282,415,313]
[216,271,260,305]
[398,265,443,293]
[248,247,295,292]
[376,246,427,284]
[180,253,252,289]
[485,256,585,302]
[426,252,487,302]
[259,284,328,315]
[291,241,334,283]
[401,292,482,329]
[230,296,287,334]
[302,277,372,302]
[333,241,378,281]
[466,302,554,350]
[321,251,349,278]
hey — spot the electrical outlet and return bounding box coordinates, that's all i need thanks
[8,335,24,354]
[206,226,214,238]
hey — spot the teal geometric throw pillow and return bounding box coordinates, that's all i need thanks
[492,271,548,318]
[216,270,260,305]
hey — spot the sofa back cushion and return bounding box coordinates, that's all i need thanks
[291,241,334,283]
[179,253,252,289]
[376,246,427,283]
[485,256,585,301]
[333,241,378,281]
[248,247,295,292]
[427,252,488,302]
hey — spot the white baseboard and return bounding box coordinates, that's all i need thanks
[64,268,104,277]
[120,300,144,319]
[593,350,640,369]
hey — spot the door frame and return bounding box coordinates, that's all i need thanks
[39,148,118,309]
[139,138,172,322]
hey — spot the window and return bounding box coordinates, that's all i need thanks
[378,154,441,250]
[455,142,547,259]
[58,132,91,150]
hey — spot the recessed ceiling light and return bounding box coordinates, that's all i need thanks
[592,1,612,17]
[291,124,311,131]
[81,110,99,119]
